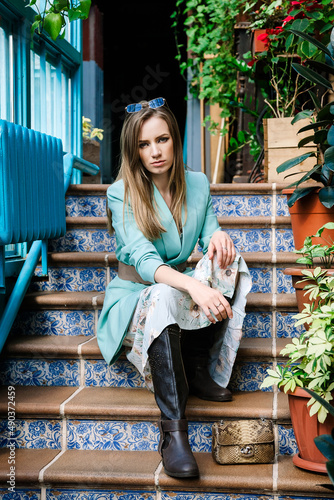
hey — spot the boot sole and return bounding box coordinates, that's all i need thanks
[163,466,199,478]
[190,392,232,402]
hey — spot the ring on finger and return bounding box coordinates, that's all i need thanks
[222,246,228,250]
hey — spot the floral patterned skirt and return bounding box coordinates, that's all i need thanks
[123,252,252,392]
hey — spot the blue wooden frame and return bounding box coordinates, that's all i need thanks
[0,0,83,178]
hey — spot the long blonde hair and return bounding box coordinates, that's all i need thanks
[107,102,187,241]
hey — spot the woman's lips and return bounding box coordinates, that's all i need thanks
[151,160,165,166]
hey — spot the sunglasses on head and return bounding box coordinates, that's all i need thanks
[125,97,166,113]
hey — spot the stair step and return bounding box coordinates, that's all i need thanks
[0,386,290,420]
[46,250,300,266]
[3,336,291,360]
[20,290,298,310]
[0,337,292,391]
[0,448,332,496]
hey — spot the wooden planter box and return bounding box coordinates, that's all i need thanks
[264,117,317,183]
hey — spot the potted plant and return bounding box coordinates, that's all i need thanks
[306,389,334,488]
[284,222,334,312]
[262,267,334,472]
[275,26,334,248]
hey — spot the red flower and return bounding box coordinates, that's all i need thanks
[257,32,270,47]
[283,15,295,25]
[247,58,257,67]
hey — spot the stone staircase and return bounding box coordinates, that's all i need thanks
[0,183,333,500]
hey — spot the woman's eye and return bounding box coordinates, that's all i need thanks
[139,142,148,149]
[158,137,168,143]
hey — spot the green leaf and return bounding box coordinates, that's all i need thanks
[298,120,331,133]
[309,90,321,110]
[301,40,318,58]
[319,186,334,208]
[298,136,315,148]
[288,29,332,58]
[308,60,334,77]
[324,146,334,171]
[287,187,316,207]
[291,110,314,124]
[314,435,334,460]
[327,126,334,146]
[327,461,334,485]
[285,33,294,52]
[292,63,333,91]
[277,152,315,174]
[43,12,63,41]
[314,129,328,144]
[290,19,309,33]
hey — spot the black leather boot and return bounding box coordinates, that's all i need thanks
[181,324,232,402]
[148,324,199,478]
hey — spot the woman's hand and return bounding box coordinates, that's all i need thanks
[154,264,233,324]
[188,279,232,323]
[208,231,236,269]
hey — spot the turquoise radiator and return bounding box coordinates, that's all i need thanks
[0,119,66,246]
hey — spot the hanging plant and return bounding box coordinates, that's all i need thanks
[29,0,91,41]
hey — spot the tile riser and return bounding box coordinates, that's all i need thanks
[0,488,330,500]
[11,310,303,338]
[49,228,294,253]
[28,266,294,294]
[0,417,297,455]
[0,358,275,392]
[65,193,290,218]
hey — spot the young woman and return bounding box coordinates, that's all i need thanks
[97,98,251,479]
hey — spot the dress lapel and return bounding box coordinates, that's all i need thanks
[153,183,181,260]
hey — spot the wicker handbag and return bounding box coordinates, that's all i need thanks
[212,419,275,465]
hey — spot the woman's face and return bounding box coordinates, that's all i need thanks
[138,116,174,181]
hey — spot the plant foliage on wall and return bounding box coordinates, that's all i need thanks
[171,0,247,133]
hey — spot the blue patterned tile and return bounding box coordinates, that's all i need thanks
[249,268,272,293]
[276,229,294,252]
[276,194,290,216]
[227,229,272,253]
[85,359,145,388]
[276,269,294,294]
[278,497,327,500]
[278,424,298,455]
[47,490,155,500]
[276,312,306,338]
[188,422,212,452]
[162,494,274,500]
[67,420,159,451]
[0,490,40,500]
[66,419,212,453]
[65,196,106,217]
[230,362,273,392]
[30,267,107,292]
[0,419,61,449]
[242,312,272,338]
[212,195,272,217]
[0,359,79,386]
[49,230,115,253]
[11,310,94,336]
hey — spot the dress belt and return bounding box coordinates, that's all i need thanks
[118,261,188,285]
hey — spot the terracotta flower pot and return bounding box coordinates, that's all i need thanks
[287,387,334,473]
[283,267,334,313]
[283,188,334,250]
[252,29,268,53]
